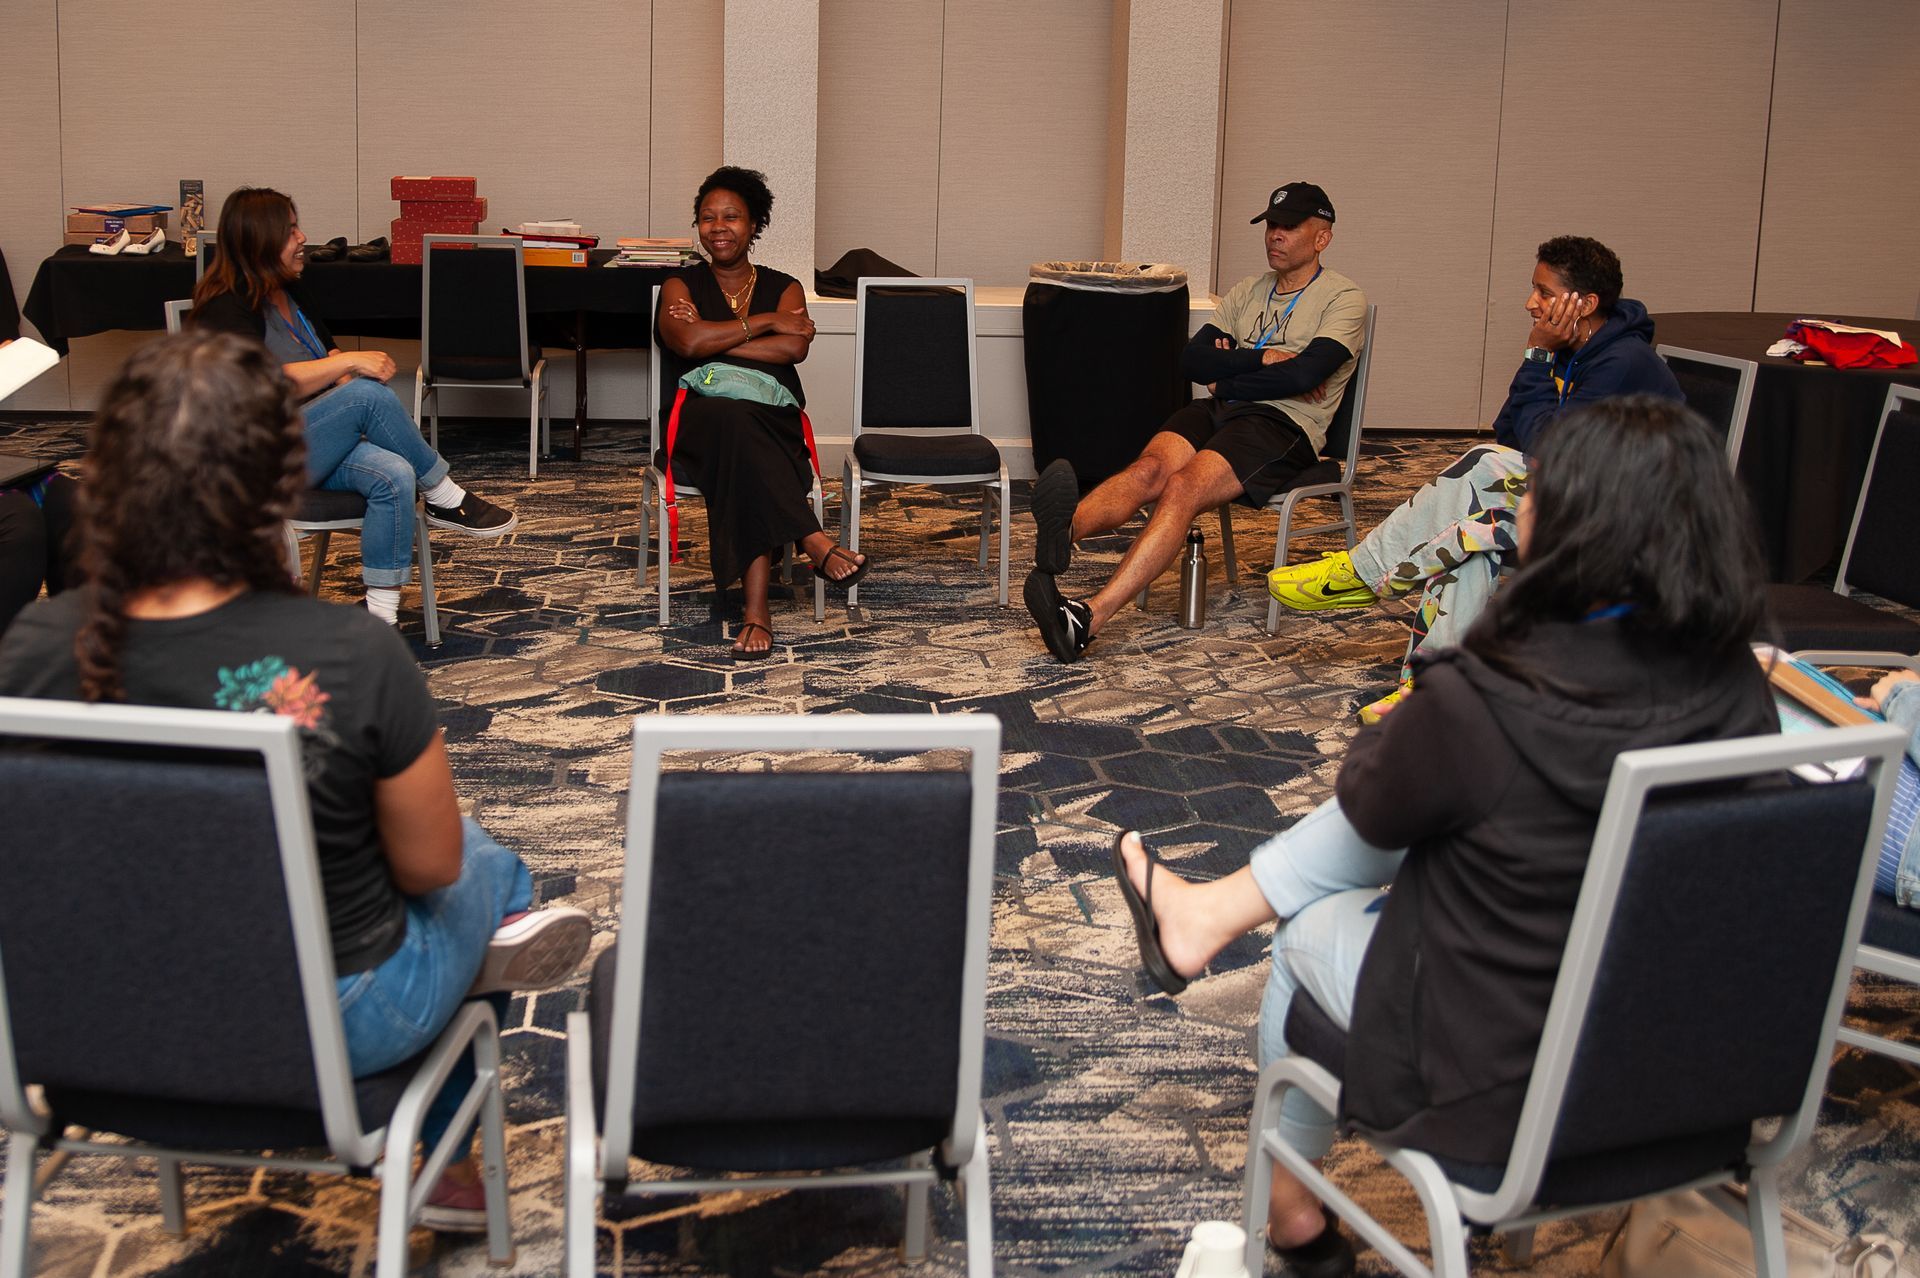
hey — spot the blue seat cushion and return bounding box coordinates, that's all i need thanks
[854,432,1000,479]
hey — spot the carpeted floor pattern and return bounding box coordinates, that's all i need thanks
[1,415,1915,1277]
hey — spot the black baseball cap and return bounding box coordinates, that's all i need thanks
[1251,182,1336,227]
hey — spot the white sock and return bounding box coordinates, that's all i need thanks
[422,476,466,508]
[365,586,402,623]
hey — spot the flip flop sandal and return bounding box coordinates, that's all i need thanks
[811,544,871,593]
[730,620,773,661]
[1110,831,1189,995]
[304,237,348,264]
[345,236,390,262]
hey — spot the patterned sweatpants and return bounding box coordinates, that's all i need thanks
[1348,444,1529,681]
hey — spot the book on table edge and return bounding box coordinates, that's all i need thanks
[71,203,172,216]
[504,228,598,248]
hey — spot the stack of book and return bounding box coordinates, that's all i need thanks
[389,177,487,265]
[511,222,597,268]
[607,237,698,268]
[66,203,170,248]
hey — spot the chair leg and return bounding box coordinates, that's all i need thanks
[636,471,653,589]
[1340,490,1357,549]
[281,523,302,584]
[1135,501,1156,611]
[657,483,671,628]
[902,1152,931,1264]
[415,512,441,649]
[1748,1167,1790,1278]
[475,1029,514,1266]
[960,1113,993,1278]
[564,1012,601,1278]
[1218,504,1239,588]
[1,1131,40,1278]
[309,530,332,596]
[976,492,991,570]
[1501,1225,1535,1266]
[374,1147,415,1278]
[996,473,1011,606]
[157,1155,187,1235]
[528,384,540,479]
[845,460,863,615]
[811,482,826,623]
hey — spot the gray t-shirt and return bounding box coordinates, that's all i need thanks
[262,301,330,370]
[1212,266,1367,451]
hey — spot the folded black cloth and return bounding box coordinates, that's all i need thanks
[814,248,917,299]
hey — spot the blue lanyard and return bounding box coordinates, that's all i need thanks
[1553,351,1580,406]
[1252,265,1322,350]
[279,302,327,359]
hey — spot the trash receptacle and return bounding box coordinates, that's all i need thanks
[1022,261,1190,486]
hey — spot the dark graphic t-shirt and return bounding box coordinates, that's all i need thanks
[0,591,438,973]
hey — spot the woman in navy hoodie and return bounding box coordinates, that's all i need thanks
[1115,396,1772,1274]
[1266,237,1682,722]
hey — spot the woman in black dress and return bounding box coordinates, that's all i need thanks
[658,166,869,658]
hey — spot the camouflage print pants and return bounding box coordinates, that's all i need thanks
[1348,444,1529,681]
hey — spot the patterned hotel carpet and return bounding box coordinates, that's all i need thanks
[0,416,1915,1277]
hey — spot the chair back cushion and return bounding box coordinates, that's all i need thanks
[1321,372,1358,462]
[1845,406,1920,606]
[0,742,323,1111]
[1547,780,1874,1166]
[1668,360,1744,454]
[622,769,973,1169]
[425,241,525,380]
[859,288,973,432]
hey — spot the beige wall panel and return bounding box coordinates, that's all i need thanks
[59,0,357,245]
[934,0,1115,286]
[1754,1,1920,317]
[358,1,652,245]
[649,1,724,238]
[1218,1,1505,430]
[0,0,69,410]
[815,0,943,274]
[1476,1,1777,423]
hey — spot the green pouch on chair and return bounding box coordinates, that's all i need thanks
[679,362,798,409]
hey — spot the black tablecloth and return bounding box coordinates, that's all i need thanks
[22,244,673,355]
[0,247,19,343]
[1652,311,1920,582]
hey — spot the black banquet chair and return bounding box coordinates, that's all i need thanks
[1764,384,1920,653]
[842,277,1010,612]
[565,713,999,1276]
[0,697,511,1278]
[1240,724,1908,1278]
[1658,344,1758,467]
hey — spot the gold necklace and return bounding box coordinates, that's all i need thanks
[719,263,757,314]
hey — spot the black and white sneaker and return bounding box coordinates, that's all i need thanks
[1024,569,1094,663]
[1031,458,1079,575]
[425,492,517,537]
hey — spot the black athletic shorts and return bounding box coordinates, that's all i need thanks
[1158,399,1318,507]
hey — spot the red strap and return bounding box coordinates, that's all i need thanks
[663,386,689,563]
[799,410,820,476]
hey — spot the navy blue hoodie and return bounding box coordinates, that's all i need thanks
[1491,298,1681,452]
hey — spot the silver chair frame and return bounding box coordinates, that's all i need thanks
[163,299,443,646]
[842,278,1010,612]
[1831,384,1920,602]
[0,699,511,1277]
[1657,343,1758,467]
[565,714,999,1277]
[635,284,827,627]
[1793,648,1920,1068]
[412,234,552,478]
[1240,724,1908,1278]
[191,232,216,284]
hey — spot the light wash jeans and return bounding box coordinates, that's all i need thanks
[302,379,451,589]
[1348,444,1528,681]
[1248,797,1406,1159]
[336,818,532,1152]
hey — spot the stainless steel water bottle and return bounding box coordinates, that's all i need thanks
[1178,528,1206,628]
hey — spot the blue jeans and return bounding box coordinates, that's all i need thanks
[302,380,451,589]
[337,818,532,1153]
[1248,797,1406,1159]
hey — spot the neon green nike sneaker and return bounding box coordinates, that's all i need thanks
[1358,678,1414,725]
[1267,550,1378,611]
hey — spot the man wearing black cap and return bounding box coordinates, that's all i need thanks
[1025,181,1367,663]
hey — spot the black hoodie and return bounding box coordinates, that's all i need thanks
[1491,298,1681,453]
[1332,618,1774,1165]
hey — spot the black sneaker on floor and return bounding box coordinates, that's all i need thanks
[1024,569,1094,663]
[425,492,517,537]
[1031,458,1079,575]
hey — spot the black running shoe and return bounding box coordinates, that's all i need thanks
[1031,459,1079,575]
[425,492,517,537]
[1023,569,1094,663]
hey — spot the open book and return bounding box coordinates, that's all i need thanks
[1754,644,1881,781]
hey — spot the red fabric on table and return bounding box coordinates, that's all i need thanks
[1786,322,1919,370]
